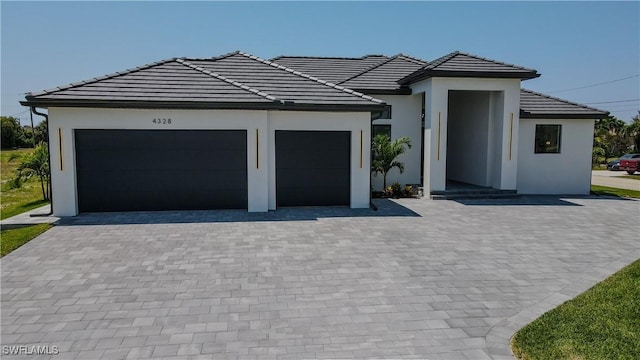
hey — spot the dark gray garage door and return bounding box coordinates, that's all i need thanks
[276,130,350,207]
[75,130,247,212]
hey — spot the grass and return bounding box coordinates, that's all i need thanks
[1,148,50,219]
[0,223,52,257]
[591,185,640,198]
[511,259,640,360]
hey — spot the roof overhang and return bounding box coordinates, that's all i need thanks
[352,87,413,96]
[400,70,540,85]
[519,110,609,119]
[20,99,387,113]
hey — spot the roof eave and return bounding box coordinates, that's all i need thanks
[400,70,540,85]
[20,99,386,112]
[353,88,413,95]
[519,110,609,119]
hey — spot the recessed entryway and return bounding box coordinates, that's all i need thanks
[275,130,350,207]
[446,90,504,189]
[75,129,248,212]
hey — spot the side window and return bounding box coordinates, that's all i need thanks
[535,124,562,154]
[372,124,391,138]
[371,105,392,121]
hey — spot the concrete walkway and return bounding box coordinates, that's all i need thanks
[0,205,59,230]
[1,197,639,360]
[592,170,640,191]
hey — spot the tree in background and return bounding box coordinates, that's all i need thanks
[623,112,640,152]
[595,116,629,157]
[1,116,27,149]
[34,121,48,144]
[371,134,412,189]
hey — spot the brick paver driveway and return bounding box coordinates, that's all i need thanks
[2,196,639,360]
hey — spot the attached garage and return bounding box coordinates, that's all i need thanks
[75,129,247,212]
[275,130,350,207]
[21,51,382,216]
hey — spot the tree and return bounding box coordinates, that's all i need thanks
[623,112,640,152]
[1,116,27,149]
[10,143,51,201]
[34,121,49,144]
[371,134,412,189]
[594,116,632,160]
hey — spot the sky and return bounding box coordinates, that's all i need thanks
[1,1,639,125]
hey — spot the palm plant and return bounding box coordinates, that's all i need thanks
[371,134,412,189]
[10,142,51,201]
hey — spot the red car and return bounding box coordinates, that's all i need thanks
[619,153,640,174]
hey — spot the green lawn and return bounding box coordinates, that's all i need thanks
[1,148,50,219]
[0,224,52,257]
[511,259,640,360]
[591,185,640,198]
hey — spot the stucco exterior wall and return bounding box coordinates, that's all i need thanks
[48,107,370,216]
[517,118,595,194]
[371,94,422,190]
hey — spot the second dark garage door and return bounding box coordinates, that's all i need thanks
[75,129,247,212]
[276,130,350,207]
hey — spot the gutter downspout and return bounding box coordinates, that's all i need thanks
[29,107,53,217]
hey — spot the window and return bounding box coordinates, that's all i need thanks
[371,105,392,120]
[535,124,562,153]
[372,124,391,138]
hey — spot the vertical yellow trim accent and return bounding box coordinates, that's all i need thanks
[509,113,514,161]
[58,128,63,171]
[255,129,259,169]
[359,130,363,168]
[437,112,441,161]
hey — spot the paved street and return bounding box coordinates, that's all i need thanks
[1,197,639,360]
[592,170,640,191]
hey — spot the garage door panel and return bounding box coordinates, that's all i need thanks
[276,150,349,169]
[75,129,247,212]
[276,131,350,207]
[276,169,349,187]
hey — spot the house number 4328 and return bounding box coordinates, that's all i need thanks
[152,118,172,124]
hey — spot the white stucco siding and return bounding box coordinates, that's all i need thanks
[267,111,371,210]
[371,94,422,190]
[517,118,595,194]
[48,107,270,216]
[47,107,371,216]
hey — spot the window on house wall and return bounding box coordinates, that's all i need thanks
[372,124,391,138]
[535,124,562,153]
[371,105,392,121]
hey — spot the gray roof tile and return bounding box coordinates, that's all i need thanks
[339,55,427,91]
[400,51,540,83]
[520,89,608,119]
[23,51,384,110]
[271,55,391,83]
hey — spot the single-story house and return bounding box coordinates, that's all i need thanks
[21,51,607,216]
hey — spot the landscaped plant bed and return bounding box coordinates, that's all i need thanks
[372,183,420,199]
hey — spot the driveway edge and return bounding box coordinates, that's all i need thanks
[484,252,640,360]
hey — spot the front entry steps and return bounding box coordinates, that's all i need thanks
[430,181,518,200]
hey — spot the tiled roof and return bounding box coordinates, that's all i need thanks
[271,55,391,84]
[22,51,384,111]
[23,50,604,119]
[400,51,540,84]
[338,55,427,93]
[520,89,608,119]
